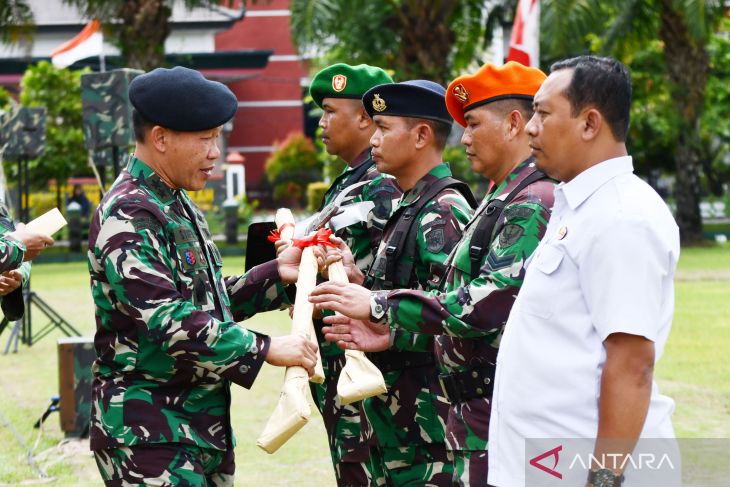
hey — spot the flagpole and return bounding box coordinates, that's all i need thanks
[99,21,106,72]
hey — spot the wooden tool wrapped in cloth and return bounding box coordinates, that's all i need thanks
[327,260,387,405]
[257,209,325,453]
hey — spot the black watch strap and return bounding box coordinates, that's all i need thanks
[587,468,624,487]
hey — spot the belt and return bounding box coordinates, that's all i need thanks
[438,364,495,404]
[367,350,435,373]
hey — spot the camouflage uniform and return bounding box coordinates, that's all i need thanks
[369,159,555,485]
[311,148,401,486]
[363,163,473,486]
[88,156,290,485]
[0,202,30,320]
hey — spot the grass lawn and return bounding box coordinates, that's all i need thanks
[1,245,729,485]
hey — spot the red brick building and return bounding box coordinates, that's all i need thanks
[215,0,310,198]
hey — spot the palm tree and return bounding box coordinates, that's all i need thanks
[290,0,489,86]
[541,0,727,244]
[0,0,34,43]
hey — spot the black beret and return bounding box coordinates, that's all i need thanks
[129,66,237,131]
[362,80,452,124]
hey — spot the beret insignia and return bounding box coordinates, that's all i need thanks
[453,83,469,104]
[332,74,347,92]
[372,94,387,112]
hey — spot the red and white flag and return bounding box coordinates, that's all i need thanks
[51,20,103,69]
[506,0,540,67]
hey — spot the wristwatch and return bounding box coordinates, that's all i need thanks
[587,468,624,487]
[370,295,387,323]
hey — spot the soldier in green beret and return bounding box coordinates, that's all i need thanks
[88,66,319,486]
[306,62,401,486]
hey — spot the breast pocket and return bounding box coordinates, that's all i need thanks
[206,241,230,308]
[175,242,214,311]
[520,243,565,319]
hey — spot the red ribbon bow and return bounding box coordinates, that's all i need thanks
[292,228,337,249]
[267,222,296,243]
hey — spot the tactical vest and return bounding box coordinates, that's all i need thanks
[318,159,375,211]
[436,168,550,404]
[367,176,477,290]
[463,168,549,281]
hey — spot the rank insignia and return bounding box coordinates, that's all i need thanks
[556,226,568,240]
[372,94,387,112]
[332,74,347,92]
[426,227,445,253]
[452,83,469,103]
[185,249,196,265]
[499,223,524,247]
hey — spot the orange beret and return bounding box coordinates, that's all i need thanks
[445,61,547,127]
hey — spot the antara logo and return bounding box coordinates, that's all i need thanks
[529,445,563,479]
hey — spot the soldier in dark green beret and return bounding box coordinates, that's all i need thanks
[307,62,401,486]
[87,66,319,486]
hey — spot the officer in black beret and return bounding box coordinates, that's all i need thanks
[312,80,476,486]
[87,66,319,486]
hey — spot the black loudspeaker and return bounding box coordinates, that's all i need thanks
[0,106,47,159]
[81,68,143,150]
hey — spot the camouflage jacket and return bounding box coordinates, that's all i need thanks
[0,203,28,277]
[370,159,555,451]
[362,162,473,448]
[0,202,30,320]
[88,156,290,452]
[0,237,25,274]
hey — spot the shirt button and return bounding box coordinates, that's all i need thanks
[484,377,491,385]
[238,364,250,374]
[250,344,258,354]
[476,387,484,395]
[375,305,383,313]
[471,371,479,379]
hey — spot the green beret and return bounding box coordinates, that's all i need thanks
[309,63,393,108]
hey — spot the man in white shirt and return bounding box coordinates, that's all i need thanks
[488,56,680,487]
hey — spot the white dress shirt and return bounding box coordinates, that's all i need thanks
[487,156,680,486]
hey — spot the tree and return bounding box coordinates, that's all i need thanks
[699,16,730,197]
[541,0,728,244]
[290,0,489,85]
[61,0,238,70]
[17,61,90,206]
[0,0,33,43]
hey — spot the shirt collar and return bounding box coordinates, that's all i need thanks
[558,156,633,210]
[487,156,536,202]
[401,162,453,206]
[349,147,372,168]
[127,155,179,204]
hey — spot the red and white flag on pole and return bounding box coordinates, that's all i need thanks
[506,0,540,67]
[51,19,103,69]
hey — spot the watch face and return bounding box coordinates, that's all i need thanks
[593,468,617,487]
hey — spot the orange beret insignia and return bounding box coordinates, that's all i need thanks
[452,83,469,104]
[372,94,387,112]
[332,74,347,92]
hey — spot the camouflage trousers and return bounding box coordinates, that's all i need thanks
[368,443,453,486]
[448,449,492,486]
[93,443,234,486]
[310,350,372,487]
